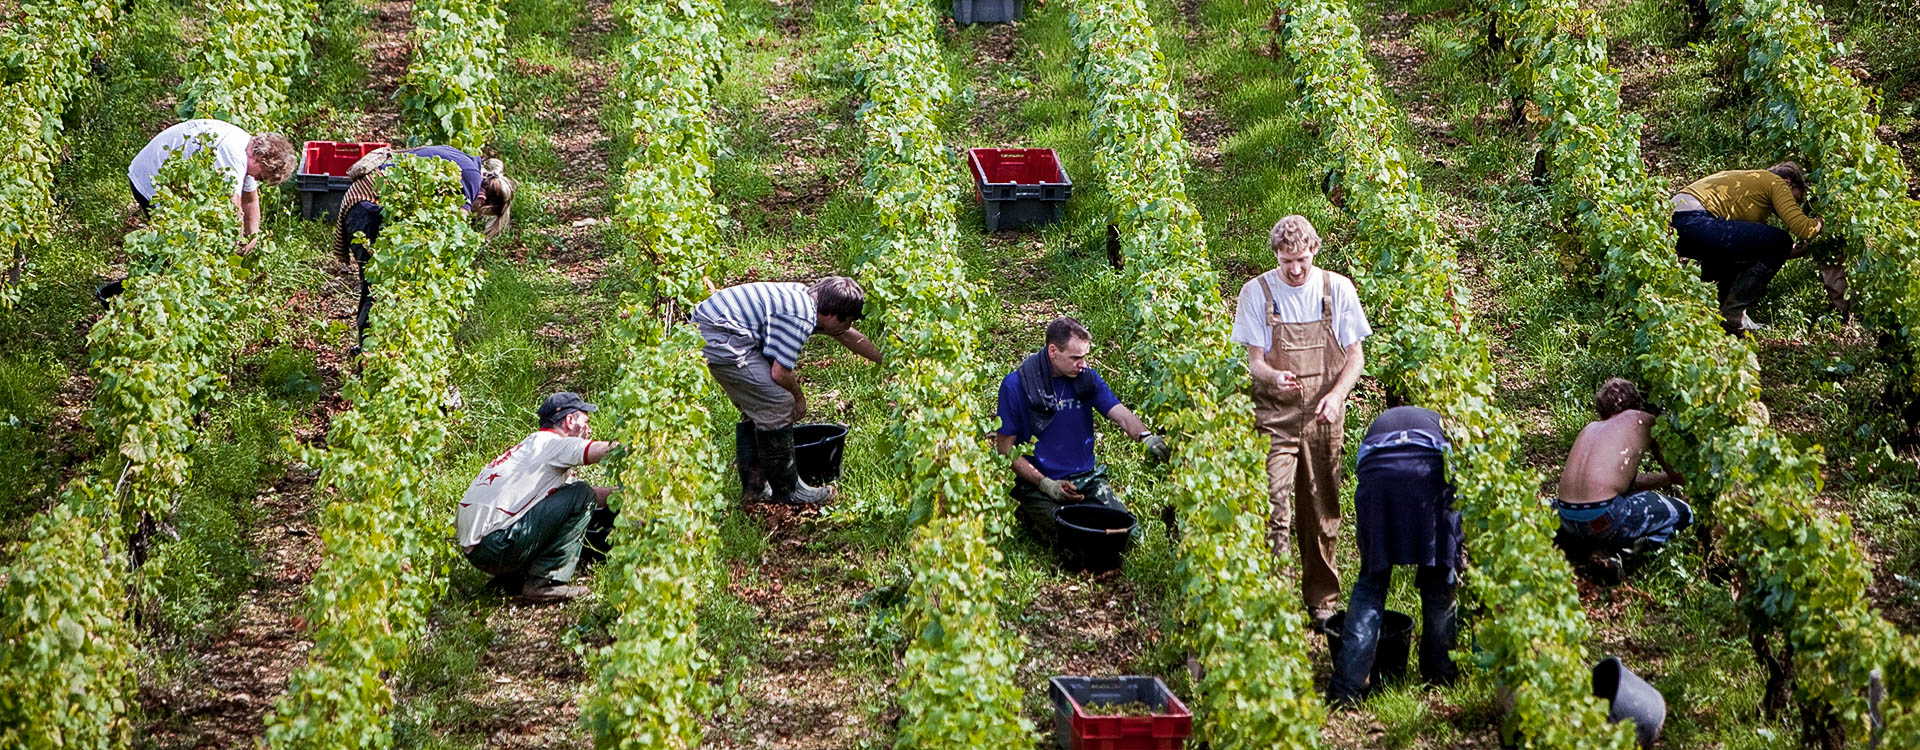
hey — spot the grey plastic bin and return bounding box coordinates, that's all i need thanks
[953,0,1022,24]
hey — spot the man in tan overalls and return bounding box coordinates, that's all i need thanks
[1231,216,1372,626]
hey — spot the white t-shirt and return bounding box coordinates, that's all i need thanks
[456,430,594,548]
[1230,267,1373,350]
[127,119,259,199]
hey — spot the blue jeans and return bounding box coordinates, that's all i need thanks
[1555,490,1694,546]
[1330,565,1458,703]
[1672,210,1792,316]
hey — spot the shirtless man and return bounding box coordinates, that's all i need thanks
[1554,379,1692,554]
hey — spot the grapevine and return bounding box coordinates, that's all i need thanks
[261,155,486,748]
[1486,0,1920,741]
[852,0,1028,744]
[1274,1,1634,746]
[1068,0,1323,744]
[401,0,507,151]
[578,0,729,743]
[1718,0,1920,401]
[0,0,117,307]
[177,0,317,130]
[0,148,251,747]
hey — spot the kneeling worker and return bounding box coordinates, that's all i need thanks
[1330,405,1460,706]
[456,392,619,602]
[1555,379,1693,573]
[993,317,1169,554]
[693,276,883,506]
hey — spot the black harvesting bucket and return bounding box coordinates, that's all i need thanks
[1322,609,1415,689]
[1053,504,1136,573]
[1592,656,1665,748]
[793,423,848,486]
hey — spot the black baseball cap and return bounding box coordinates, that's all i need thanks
[537,391,597,427]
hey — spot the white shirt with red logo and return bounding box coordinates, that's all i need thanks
[456,430,593,548]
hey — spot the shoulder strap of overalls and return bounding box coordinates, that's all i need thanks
[1257,273,1279,315]
[1320,270,1334,320]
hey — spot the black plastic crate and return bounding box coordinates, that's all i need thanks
[969,148,1071,232]
[295,141,388,221]
[953,0,1021,24]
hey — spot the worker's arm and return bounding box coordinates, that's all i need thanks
[1769,177,1822,241]
[1634,440,1684,491]
[1245,345,1300,393]
[237,189,261,237]
[1104,404,1151,440]
[1314,340,1365,424]
[831,327,883,365]
[594,486,615,506]
[770,361,807,420]
[581,440,619,465]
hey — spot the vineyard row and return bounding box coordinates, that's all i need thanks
[1067,0,1323,744]
[853,0,1030,743]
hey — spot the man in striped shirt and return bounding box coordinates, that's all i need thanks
[693,277,882,505]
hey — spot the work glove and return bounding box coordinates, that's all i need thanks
[1142,434,1171,462]
[1036,477,1071,502]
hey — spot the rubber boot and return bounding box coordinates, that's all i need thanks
[736,421,769,504]
[757,425,835,506]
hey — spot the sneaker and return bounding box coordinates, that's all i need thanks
[771,481,836,506]
[1309,608,1340,632]
[518,577,588,603]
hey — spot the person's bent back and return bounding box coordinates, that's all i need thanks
[1330,405,1459,706]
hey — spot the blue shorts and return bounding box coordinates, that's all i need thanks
[1555,491,1694,546]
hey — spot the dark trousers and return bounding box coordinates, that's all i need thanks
[1672,210,1792,316]
[464,481,596,583]
[98,180,156,306]
[341,200,384,348]
[1011,464,1123,549]
[1330,565,1458,702]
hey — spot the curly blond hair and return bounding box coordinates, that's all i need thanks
[248,133,297,185]
[1268,215,1321,256]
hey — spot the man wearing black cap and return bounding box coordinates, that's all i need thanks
[455,392,619,602]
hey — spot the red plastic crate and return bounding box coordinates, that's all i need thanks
[969,147,1064,186]
[966,148,1072,231]
[1049,676,1192,750]
[300,141,389,177]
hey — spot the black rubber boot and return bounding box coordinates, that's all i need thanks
[756,425,834,506]
[736,421,768,503]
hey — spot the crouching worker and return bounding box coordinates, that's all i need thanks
[694,277,883,506]
[456,392,619,603]
[993,317,1169,558]
[1330,406,1461,707]
[1671,162,1823,333]
[1554,379,1693,582]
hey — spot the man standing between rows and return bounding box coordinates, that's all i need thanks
[693,276,883,506]
[1232,215,1371,627]
[457,392,619,603]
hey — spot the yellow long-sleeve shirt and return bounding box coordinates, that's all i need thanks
[1679,170,1820,241]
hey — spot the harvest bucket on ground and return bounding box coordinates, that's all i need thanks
[1322,609,1415,690]
[793,422,848,486]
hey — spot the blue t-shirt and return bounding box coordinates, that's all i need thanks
[995,368,1122,480]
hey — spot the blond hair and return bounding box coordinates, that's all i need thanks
[1268,215,1322,256]
[248,133,297,185]
[477,157,514,239]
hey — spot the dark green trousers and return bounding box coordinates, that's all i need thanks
[465,481,596,583]
[1012,464,1124,549]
